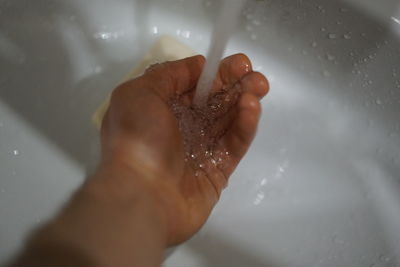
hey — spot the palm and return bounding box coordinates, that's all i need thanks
[105,54,268,245]
[155,55,268,244]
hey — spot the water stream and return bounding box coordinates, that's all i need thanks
[193,0,246,107]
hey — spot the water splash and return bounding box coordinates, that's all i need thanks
[169,82,242,171]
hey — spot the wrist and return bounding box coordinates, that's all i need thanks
[94,155,187,246]
[84,161,169,242]
[15,162,170,267]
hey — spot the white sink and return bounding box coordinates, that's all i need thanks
[0,0,399,266]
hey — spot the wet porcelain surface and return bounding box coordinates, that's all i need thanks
[0,0,399,266]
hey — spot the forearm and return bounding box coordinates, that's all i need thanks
[10,163,167,267]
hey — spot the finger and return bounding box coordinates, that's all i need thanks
[208,71,268,138]
[205,54,253,120]
[229,93,261,155]
[170,54,252,106]
[211,53,252,94]
[141,55,206,100]
[241,71,269,99]
[217,93,262,176]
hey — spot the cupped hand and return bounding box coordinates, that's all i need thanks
[100,54,269,245]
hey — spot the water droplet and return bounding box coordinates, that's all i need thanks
[379,254,390,262]
[321,27,326,32]
[252,19,261,26]
[94,66,103,74]
[343,33,351,39]
[94,31,124,41]
[12,150,19,156]
[311,41,317,48]
[180,30,191,39]
[250,33,257,40]
[245,25,253,32]
[253,192,265,205]
[328,33,337,39]
[245,13,254,20]
[322,70,331,77]
[326,53,335,61]
[376,98,383,105]
[260,178,268,186]
[340,7,349,12]
[332,235,345,245]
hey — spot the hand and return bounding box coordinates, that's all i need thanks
[100,54,269,245]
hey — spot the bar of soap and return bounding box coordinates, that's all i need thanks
[92,35,197,128]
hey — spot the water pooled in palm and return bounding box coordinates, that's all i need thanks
[169,0,246,170]
[169,82,242,170]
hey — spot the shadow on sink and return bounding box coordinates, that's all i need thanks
[168,229,285,267]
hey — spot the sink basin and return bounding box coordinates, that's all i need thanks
[0,0,399,266]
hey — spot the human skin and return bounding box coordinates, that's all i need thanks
[10,54,269,267]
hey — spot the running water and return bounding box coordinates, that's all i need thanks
[193,0,246,107]
[169,0,246,173]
